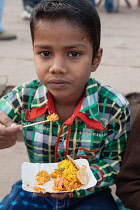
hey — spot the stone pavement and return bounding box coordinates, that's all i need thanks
[0,0,140,201]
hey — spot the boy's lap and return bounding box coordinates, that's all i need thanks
[0,180,117,210]
[67,189,118,210]
[0,180,48,210]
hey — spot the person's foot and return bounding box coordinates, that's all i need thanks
[0,31,17,41]
[21,5,33,20]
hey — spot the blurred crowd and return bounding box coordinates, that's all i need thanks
[0,0,139,41]
[0,0,41,41]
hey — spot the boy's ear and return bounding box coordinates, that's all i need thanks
[91,48,103,72]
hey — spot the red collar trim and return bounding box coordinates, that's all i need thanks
[25,92,55,121]
[65,112,104,130]
[25,92,104,130]
[26,104,48,121]
[64,97,83,124]
[47,91,56,114]
[76,112,104,130]
[64,97,104,130]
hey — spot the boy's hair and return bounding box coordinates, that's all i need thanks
[30,0,101,59]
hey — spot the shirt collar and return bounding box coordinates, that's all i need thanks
[27,78,104,130]
[31,82,48,108]
[64,78,103,129]
[79,77,101,122]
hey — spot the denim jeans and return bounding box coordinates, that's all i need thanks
[0,180,118,210]
[0,0,5,32]
[22,0,41,8]
[104,0,119,12]
[89,0,95,6]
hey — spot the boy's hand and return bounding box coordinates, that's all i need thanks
[0,112,23,149]
[34,192,69,200]
[86,186,94,192]
[34,187,94,200]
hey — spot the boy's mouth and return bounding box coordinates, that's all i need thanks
[47,79,70,89]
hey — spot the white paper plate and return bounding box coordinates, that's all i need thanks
[21,159,97,193]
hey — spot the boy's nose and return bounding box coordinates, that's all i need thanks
[49,56,67,74]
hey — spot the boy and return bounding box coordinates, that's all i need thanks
[0,0,130,209]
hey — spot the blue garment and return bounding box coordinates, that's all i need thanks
[22,0,41,8]
[88,0,95,6]
[104,0,119,13]
[0,0,5,32]
[104,0,114,12]
[0,180,118,210]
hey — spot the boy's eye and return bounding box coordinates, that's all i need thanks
[68,51,81,57]
[40,51,52,57]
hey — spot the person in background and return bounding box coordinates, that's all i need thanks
[0,0,16,40]
[104,0,119,12]
[116,109,140,210]
[89,0,95,6]
[22,0,41,19]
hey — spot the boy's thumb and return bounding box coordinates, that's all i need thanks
[10,122,18,127]
[0,112,17,127]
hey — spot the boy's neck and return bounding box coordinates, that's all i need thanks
[53,94,84,124]
[55,103,76,123]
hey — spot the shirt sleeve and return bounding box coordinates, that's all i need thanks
[0,88,22,123]
[90,101,130,188]
[115,109,140,210]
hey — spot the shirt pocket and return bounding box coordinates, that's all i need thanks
[76,146,103,159]
[76,128,107,162]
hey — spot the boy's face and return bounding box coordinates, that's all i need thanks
[33,19,102,104]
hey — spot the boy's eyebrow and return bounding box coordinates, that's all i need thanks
[65,44,87,49]
[34,45,52,49]
[34,44,87,49]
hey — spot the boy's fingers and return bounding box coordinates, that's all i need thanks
[0,112,15,127]
[33,192,69,200]
[10,123,17,127]
[33,192,50,197]
[0,123,23,135]
[0,112,23,149]
[86,187,94,192]
[50,192,69,200]
[0,123,5,134]
[0,139,17,149]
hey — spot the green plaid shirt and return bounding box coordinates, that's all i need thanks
[0,77,130,198]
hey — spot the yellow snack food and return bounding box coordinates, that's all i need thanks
[47,113,59,122]
[32,157,88,193]
[33,186,46,193]
[36,170,50,185]
[50,159,84,192]
[77,165,88,185]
